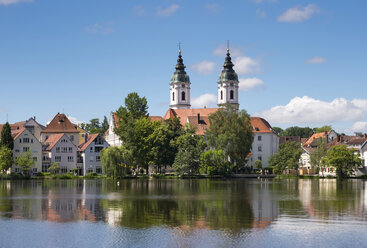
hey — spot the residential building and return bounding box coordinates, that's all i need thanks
[105,112,122,147]
[12,128,42,174]
[41,113,79,146]
[43,133,77,173]
[78,134,109,175]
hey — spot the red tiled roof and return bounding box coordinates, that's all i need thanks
[346,137,367,145]
[250,117,274,133]
[304,132,328,146]
[0,122,26,134]
[187,116,210,136]
[12,127,26,140]
[79,134,99,151]
[301,138,308,146]
[149,116,164,122]
[163,108,219,127]
[44,133,64,151]
[42,113,79,133]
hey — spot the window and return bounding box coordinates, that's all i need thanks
[96,156,101,162]
[42,164,49,172]
[95,147,103,153]
[258,156,262,161]
[15,149,20,153]
[172,92,175,101]
[181,91,186,101]
[31,139,33,143]
[258,146,262,152]
[90,156,94,162]
[32,168,37,173]
[90,147,93,153]
[56,147,60,153]
[23,138,29,143]
[230,90,234,100]
[96,167,102,174]
[19,139,22,143]
[68,156,74,162]
[23,147,30,152]
[15,168,20,173]
[258,136,262,141]
[220,91,223,100]
[68,147,73,153]
[61,167,68,173]
[88,168,93,173]
[55,156,61,162]
[33,157,37,161]
[70,135,74,142]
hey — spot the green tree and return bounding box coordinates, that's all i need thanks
[205,104,253,172]
[254,160,262,171]
[310,138,327,174]
[173,133,206,175]
[314,125,332,133]
[0,146,12,173]
[101,146,133,179]
[48,162,60,174]
[148,119,183,173]
[268,142,302,174]
[272,127,283,136]
[281,126,313,138]
[15,152,35,174]
[323,145,362,178]
[0,122,14,150]
[101,116,109,134]
[199,149,231,176]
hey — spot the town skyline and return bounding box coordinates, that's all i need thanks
[0,0,366,134]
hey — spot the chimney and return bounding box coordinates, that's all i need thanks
[85,133,88,143]
[197,113,200,123]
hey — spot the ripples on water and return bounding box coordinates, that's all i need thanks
[0,179,367,247]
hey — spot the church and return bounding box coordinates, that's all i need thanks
[106,48,279,168]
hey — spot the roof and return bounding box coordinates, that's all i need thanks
[279,136,301,144]
[301,138,308,146]
[149,116,164,122]
[42,113,79,133]
[79,134,99,151]
[43,133,65,151]
[304,132,329,146]
[0,121,26,134]
[163,108,276,135]
[12,128,26,140]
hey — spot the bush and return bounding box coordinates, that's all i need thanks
[36,172,44,177]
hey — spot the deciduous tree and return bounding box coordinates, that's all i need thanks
[0,146,12,173]
[15,152,35,174]
[268,142,302,174]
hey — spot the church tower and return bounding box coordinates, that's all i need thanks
[170,49,191,109]
[217,48,239,108]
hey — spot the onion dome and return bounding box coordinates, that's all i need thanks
[170,50,190,84]
[218,48,238,82]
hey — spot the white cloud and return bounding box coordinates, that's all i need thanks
[156,4,179,17]
[190,61,216,75]
[277,4,319,23]
[234,56,260,75]
[239,78,265,92]
[85,22,115,35]
[305,56,326,64]
[0,0,32,5]
[205,3,220,13]
[213,44,243,57]
[255,96,367,125]
[68,116,85,125]
[132,5,146,17]
[256,9,267,18]
[351,122,367,132]
[192,94,217,108]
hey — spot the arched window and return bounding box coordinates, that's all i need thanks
[220,90,223,100]
[230,90,234,100]
[182,91,186,101]
[172,92,175,101]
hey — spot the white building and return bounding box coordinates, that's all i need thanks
[78,134,109,175]
[105,112,122,147]
[12,128,42,174]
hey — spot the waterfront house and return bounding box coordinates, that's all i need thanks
[43,133,77,173]
[78,134,109,175]
[12,128,42,174]
[41,113,80,147]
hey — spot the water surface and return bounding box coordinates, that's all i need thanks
[0,179,366,247]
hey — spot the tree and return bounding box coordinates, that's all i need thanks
[79,116,109,135]
[173,133,206,175]
[281,126,313,138]
[101,116,109,134]
[101,146,133,179]
[323,145,362,178]
[199,149,231,176]
[314,125,332,133]
[272,127,283,136]
[254,160,262,171]
[0,122,14,150]
[205,104,253,172]
[148,117,183,173]
[268,142,302,174]
[0,146,12,173]
[15,152,35,174]
[310,138,327,175]
[48,162,60,174]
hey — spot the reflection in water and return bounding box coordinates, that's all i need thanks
[1,179,367,247]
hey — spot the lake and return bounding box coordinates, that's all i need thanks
[0,179,367,248]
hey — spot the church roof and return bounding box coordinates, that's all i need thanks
[42,113,79,133]
[218,49,238,82]
[170,50,190,84]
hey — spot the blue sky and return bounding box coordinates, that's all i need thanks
[0,0,366,134]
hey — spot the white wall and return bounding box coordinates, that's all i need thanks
[249,133,279,168]
[50,135,77,172]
